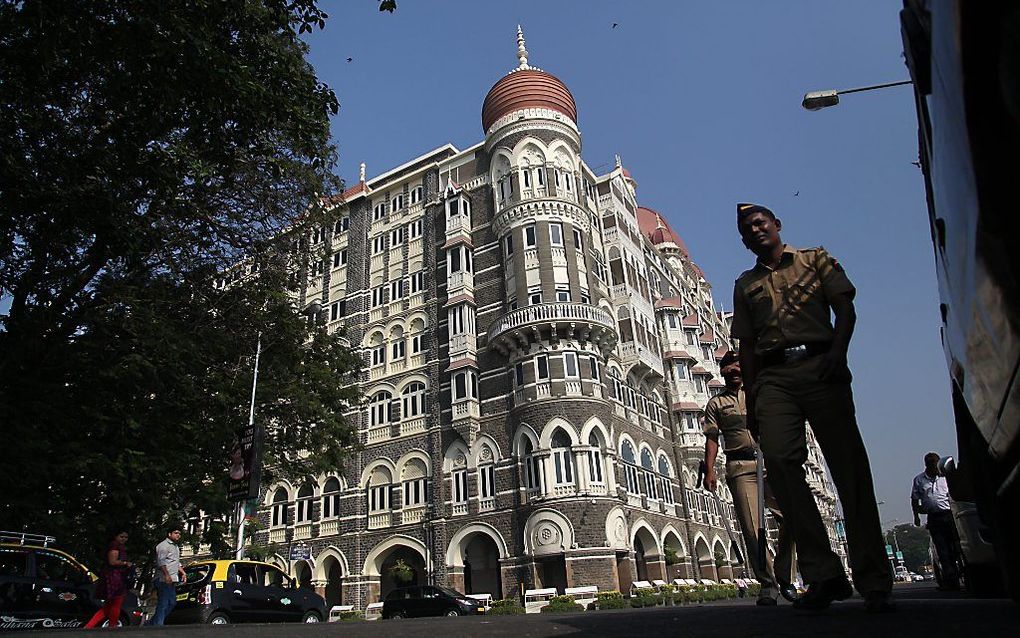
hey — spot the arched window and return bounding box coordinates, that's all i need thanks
[271,488,289,527]
[401,459,429,508]
[369,391,392,427]
[587,431,604,484]
[521,438,542,492]
[620,441,640,494]
[295,482,315,523]
[658,456,675,505]
[550,429,574,486]
[401,382,426,418]
[367,466,392,513]
[322,477,342,519]
[640,449,658,499]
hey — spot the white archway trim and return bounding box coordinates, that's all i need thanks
[579,416,610,444]
[395,449,432,477]
[513,423,540,456]
[524,508,575,556]
[263,479,296,506]
[711,536,730,561]
[630,518,662,556]
[693,533,712,561]
[313,546,350,581]
[661,525,687,557]
[359,457,396,487]
[539,416,578,448]
[444,440,470,473]
[395,374,430,393]
[363,535,427,577]
[445,522,510,568]
[469,434,502,467]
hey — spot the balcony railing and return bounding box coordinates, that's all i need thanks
[269,528,287,544]
[367,512,391,530]
[479,496,495,512]
[452,502,468,516]
[488,303,615,345]
[400,416,426,436]
[319,519,339,537]
[452,399,480,420]
[366,426,390,444]
[292,522,312,541]
[401,506,426,525]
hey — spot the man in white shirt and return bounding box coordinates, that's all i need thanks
[149,526,187,625]
[910,452,959,589]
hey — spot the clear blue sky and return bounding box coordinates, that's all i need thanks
[306,1,951,527]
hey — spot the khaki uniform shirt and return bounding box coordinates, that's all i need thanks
[703,387,756,454]
[730,245,855,355]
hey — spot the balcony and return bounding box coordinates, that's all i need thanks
[479,496,495,512]
[401,506,426,525]
[269,528,287,544]
[564,380,582,396]
[603,226,619,245]
[448,270,474,295]
[292,522,312,541]
[452,399,480,421]
[366,426,390,445]
[452,502,468,516]
[319,519,340,537]
[488,303,617,357]
[587,482,607,496]
[618,341,665,379]
[367,512,391,530]
[400,416,426,436]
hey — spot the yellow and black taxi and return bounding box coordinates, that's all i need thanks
[167,559,326,624]
[0,532,142,630]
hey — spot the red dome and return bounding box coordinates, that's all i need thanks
[637,207,689,256]
[481,69,577,132]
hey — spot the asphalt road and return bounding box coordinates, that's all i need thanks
[13,583,1018,638]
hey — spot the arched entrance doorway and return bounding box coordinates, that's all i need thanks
[364,537,428,603]
[662,528,689,580]
[694,535,715,580]
[324,558,344,607]
[446,523,509,597]
[632,523,661,583]
[294,560,313,590]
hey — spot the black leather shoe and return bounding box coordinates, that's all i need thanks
[864,591,895,613]
[778,583,799,603]
[791,576,853,611]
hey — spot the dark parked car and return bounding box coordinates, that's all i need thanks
[382,585,486,619]
[167,559,326,624]
[0,533,142,630]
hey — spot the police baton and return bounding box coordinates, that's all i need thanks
[755,447,767,571]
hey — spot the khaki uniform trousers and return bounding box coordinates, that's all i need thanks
[754,355,892,594]
[726,460,794,595]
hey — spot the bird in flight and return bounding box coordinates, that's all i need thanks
[612,22,618,29]
[346,57,353,63]
[794,191,799,197]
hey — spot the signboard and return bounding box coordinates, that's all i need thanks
[896,551,904,561]
[227,420,264,502]
[885,544,894,557]
[290,545,311,561]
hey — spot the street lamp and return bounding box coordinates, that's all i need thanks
[801,80,912,110]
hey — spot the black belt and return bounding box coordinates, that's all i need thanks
[759,341,831,369]
[725,449,757,461]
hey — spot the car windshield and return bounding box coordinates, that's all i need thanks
[435,586,465,599]
[184,564,212,584]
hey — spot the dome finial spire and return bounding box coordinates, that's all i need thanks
[516,25,530,70]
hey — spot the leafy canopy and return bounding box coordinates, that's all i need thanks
[0,0,361,566]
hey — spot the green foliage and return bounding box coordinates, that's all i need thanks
[0,0,361,569]
[388,559,414,585]
[887,523,933,572]
[540,596,584,613]
[335,610,363,621]
[629,588,661,608]
[594,590,627,610]
[487,598,525,615]
[714,547,727,568]
[664,546,680,565]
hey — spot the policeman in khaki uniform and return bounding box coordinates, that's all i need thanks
[730,203,893,612]
[703,350,795,605]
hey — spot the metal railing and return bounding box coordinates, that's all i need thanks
[488,303,615,342]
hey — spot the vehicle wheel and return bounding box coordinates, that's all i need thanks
[445,609,460,617]
[207,612,231,625]
[302,611,321,623]
[389,611,405,619]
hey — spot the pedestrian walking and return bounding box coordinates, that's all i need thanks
[911,452,961,589]
[148,525,186,626]
[703,350,796,606]
[84,530,133,629]
[730,202,893,612]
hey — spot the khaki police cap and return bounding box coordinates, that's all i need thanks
[736,202,775,220]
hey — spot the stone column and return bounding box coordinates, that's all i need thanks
[312,579,327,600]
[447,566,465,593]
[574,449,589,493]
[643,554,667,581]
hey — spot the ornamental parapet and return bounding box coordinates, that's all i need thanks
[488,303,617,356]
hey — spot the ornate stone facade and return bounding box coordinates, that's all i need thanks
[208,29,847,610]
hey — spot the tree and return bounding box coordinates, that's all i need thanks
[887,523,932,573]
[0,0,361,566]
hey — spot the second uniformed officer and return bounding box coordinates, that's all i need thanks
[703,350,795,605]
[730,203,892,612]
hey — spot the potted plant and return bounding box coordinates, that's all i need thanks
[388,558,414,585]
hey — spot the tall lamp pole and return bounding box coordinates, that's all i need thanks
[235,332,263,559]
[801,80,912,110]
